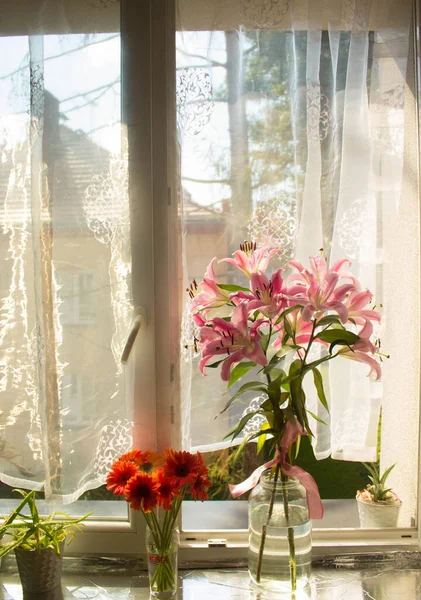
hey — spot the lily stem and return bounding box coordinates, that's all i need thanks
[255,462,281,583]
[281,471,296,592]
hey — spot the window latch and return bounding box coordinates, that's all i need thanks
[121,307,146,364]
[207,538,227,548]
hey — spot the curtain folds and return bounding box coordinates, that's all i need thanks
[0,0,133,502]
[178,0,414,461]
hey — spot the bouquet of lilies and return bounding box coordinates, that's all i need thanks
[106,449,211,594]
[189,242,384,591]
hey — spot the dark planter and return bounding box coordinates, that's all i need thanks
[15,547,63,594]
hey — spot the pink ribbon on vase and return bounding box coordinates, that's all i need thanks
[228,420,324,519]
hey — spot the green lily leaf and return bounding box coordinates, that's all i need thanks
[274,304,303,326]
[294,435,301,459]
[312,368,330,414]
[223,410,263,442]
[218,283,250,292]
[256,422,272,454]
[227,361,256,389]
[262,411,274,427]
[306,409,328,427]
[216,382,268,418]
[206,358,227,369]
[315,315,343,328]
[262,353,285,375]
[232,432,254,462]
[316,329,360,354]
[283,316,294,340]
[316,329,359,345]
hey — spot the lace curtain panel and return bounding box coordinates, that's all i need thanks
[178,0,416,461]
[0,0,133,502]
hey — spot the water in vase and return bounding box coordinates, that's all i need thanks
[248,504,312,592]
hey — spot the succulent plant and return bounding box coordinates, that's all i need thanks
[361,462,397,503]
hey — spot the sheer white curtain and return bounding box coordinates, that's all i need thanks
[0,0,133,502]
[178,0,414,461]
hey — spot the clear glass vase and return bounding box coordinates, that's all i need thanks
[248,470,312,593]
[146,524,180,598]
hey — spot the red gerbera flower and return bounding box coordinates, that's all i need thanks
[137,451,164,473]
[156,469,180,511]
[189,473,212,502]
[119,449,142,463]
[188,453,211,501]
[125,472,159,513]
[106,460,140,496]
[163,449,200,488]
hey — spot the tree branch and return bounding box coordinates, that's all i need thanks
[177,48,226,68]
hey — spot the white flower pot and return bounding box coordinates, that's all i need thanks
[356,491,402,528]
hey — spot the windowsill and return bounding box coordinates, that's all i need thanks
[2,552,421,599]
[182,498,361,530]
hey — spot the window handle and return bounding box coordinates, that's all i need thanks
[121,307,146,364]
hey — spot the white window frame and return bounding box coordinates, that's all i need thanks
[2,0,421,561]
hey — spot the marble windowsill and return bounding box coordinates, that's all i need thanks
[1,552,421,599]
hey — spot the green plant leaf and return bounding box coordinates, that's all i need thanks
[232,433,254,462]
[216,382,267,418]
[362,462,379,483]
[303,354,331,374]
[227,361,255,389]
[274,304,303,326]
[312,368,330,414]
[283,316,294,339]
[256,422,272,454]
[316,329,360,346]
[248,427,277,444]
[0,528,35,559]
[306,410,328,427]
[316,315,343,328]
[262,353,284,374]
[223,410,263,442]
[0,490,35,533]
[380,463,396,486]
[294,435,301,459]
[206,358,228,369]
[262,411,274,427]
[218,283,250,292]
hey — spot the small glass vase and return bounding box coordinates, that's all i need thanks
[146,524,180,598]
[248,470,312,594]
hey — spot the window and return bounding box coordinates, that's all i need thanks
[176,0,419,551]
[59,271,96,325]
[60,374,96,427]
[0,0,419,560]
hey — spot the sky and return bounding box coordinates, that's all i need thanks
[0,34,121,154]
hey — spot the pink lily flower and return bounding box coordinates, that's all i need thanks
[232,269,288,320]
[189,258,231,315]
[344,289,381,337]
[337,337,381,380]
[219,242,279,279]
[287,255,356,323]
[198,302,268,381]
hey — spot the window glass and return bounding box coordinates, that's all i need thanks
[0,30,132,513]
[177,20,417,530]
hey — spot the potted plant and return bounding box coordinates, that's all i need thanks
[356,463,402,528]
[0,489,91,594]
